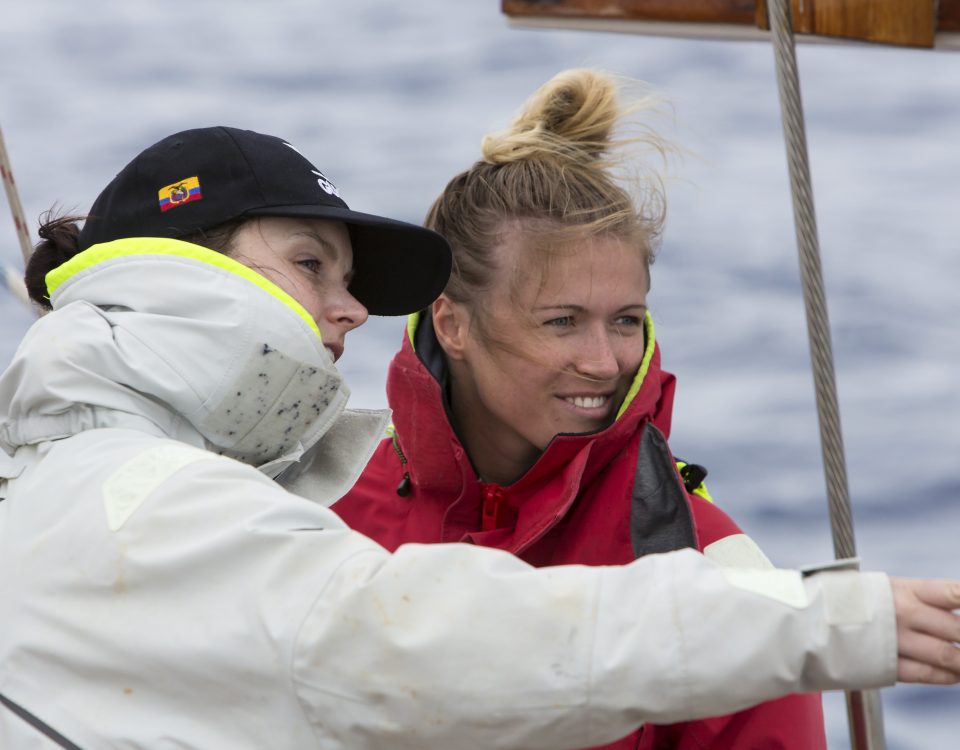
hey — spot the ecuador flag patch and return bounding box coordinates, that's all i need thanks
[158,176,202,212]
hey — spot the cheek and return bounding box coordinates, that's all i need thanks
[623,339,647,371]
[306,294,330,327]
[614,340,646,389]
[259,265,312,309]
[526,341,581,383]
[489,358,556,416]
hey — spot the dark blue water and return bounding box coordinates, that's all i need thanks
[2,3,958,746]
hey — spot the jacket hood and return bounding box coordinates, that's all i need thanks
[0,238,352,473]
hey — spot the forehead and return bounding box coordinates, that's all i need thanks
[242,216,351,252]
[282,217,351,252]
[493,225,648,299]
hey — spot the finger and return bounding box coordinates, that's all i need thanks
[897,630,960,677]
[907,604,960,644]
[908,579,960,611]
[897,656,960,685]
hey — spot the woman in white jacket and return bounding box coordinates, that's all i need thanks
[0,125,956,750]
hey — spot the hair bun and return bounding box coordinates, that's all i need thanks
[481,69,620,164]
[24,212,84,309]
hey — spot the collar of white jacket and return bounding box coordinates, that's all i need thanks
[0,237,362,477]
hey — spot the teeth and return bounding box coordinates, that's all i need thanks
[566,395,607,409]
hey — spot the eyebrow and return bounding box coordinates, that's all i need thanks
[293,230,356,281]
[534,304,647,313]
[295,230,338,258]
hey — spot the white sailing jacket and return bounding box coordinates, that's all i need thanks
[0,238,896,750]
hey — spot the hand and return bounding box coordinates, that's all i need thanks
[891,578,960,684]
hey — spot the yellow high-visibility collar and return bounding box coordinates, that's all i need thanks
[46,237,320,336]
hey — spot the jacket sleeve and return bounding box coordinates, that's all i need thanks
[639,495,828,750]
[290,531,895,750]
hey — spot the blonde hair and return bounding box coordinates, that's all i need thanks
[426,68,669,331]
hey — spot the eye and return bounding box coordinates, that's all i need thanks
[614,315,643,327]
[544,316,574,328]
[297,258,322,274]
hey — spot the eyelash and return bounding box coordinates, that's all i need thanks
[544,315,643,328]
[297,258,322,274]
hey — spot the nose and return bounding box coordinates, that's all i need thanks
[322,289,369,336]
[574,327,621,381]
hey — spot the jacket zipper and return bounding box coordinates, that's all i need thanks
[392,433,412,496]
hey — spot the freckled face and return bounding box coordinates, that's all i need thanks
[229,217,368,361]
[453,231,648,466]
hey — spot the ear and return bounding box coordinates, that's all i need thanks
[432,295,470,361]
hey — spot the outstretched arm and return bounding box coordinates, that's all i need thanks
[290,536,945,750]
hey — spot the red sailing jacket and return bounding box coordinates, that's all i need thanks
[334,315,826,750]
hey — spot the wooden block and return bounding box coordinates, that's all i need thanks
[755,0,937,47]
[941,0,960,32]
[501,0,757,26]
[501,0,955,45]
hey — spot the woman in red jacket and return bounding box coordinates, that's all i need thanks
[334,68,826,749]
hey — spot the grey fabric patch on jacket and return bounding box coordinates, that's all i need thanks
[630,423,698,558]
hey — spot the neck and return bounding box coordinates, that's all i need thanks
[446,366,542,486]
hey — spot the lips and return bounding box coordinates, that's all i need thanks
[562,394,611,409]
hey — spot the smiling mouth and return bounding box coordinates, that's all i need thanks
[563,395,610,409]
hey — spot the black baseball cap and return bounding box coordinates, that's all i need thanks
[77,126,452,315]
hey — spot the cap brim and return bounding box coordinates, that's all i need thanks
[244,205,451,316]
